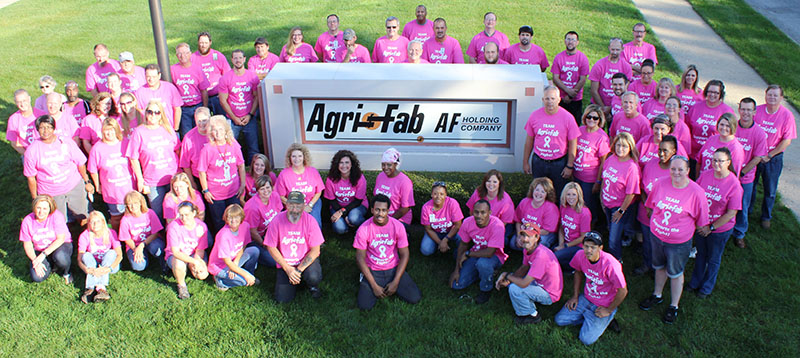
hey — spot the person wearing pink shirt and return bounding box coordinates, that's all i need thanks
[163,172,206,225]
[198,115,246,234]
[496,223,563,324]
[466,12,510,64]
[622,23,658,80]
[244,175,282,268]
[609,73,634,120]
[554,182,592,269]
[265,191,324,302]
[676,65,703,116]
[466,169,516,240]
[88,119,134,229]
[248,37,280,80]
[643,78,677,120]
[166,201,210,300]
[135,64,183,131]
[106,73,124,106]
[374,148,415,226]
[552,31,590,121]
[336,29,372,63]
[42,93,80,145]
[314,14,344,63]
[600,132,640,261]
[34,76,67,113]
[179,107,211,182]
[127,100,180,221]
[686,80,734,160]
[752,85,796,229]
[627,59,657,105]
[325,150,368,234]
[77,212,123,303]
[513,177,560,250]
[208,204,259,290]
[554,232,626,345]
[405,40,429,64]
[696,113,745,175]
[732,97,766,247]
[280,27,319,63]
[117,51,146,93]
[276,143,325,227]
[6,89,45,155]
[641,156,709,324]
[171,43,210,139]
[191,31,231,116]
[422,18,463,64]
[610,92,651,142]
[120,191,166,272]
[218,49,261,163]
[373,16,410,63]
[420,181,464,256]
[355,194,421,310]
[690,148,742,298]
[86,43,121,96]
[63,81,90,129]
[81,92,120,154]
[637,115,688,171]
[523,86,580,196]
[573,106,610,225]
[589,38,633,114]
[450,200,508,304]
[664,96,692,151]
[402,5,434,42]
[117,92,143,144]
[502,25,548,71]
[24,115,94,225]
[479,41,508,64]
[245,154,277,201]
[19,195,73,284]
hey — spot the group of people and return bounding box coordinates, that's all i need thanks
[7,6,796,346]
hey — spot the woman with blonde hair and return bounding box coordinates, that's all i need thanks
[512,177,559,250]
[163,172,206,225]
[120,190,165,272]
[88,118,134,230]
[198,115,246,235]
[77,211,123,303]
[19,195,73,284]
[117,92,142,142]
[554,182,591,269]
[642,78,677,120]
[208,204,259,290]
[600,132,640,261]
[275,143,324,226]
[676,64,703,116]
[280,27,319,63]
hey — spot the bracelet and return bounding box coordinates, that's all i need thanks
[202,189,210,194]
[566,165,574,170]
[84,180,92,185]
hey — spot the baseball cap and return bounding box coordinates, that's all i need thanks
[119,51,134,62]
[287,191,305,204]
[519,222,541,237]
[583,231,603,246]
[343,29,356,41]
[519,25,534,35]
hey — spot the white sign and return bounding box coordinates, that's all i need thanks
[299,99,511,147]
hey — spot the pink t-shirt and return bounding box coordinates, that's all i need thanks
[523,244,563,302]
[208,222,252,276]
[64,100,89,128]
[191,49,231,96]
[515,198,559,233]
[502,43,549,70]
[87,140,134,204]
[334,44,372,63]
[134,81,183,128]
[755,104,797,152]
[247,53,280,76]
[588,57,633,106]
[125,125,179,186]
[420,197,464,234]
[642,100,665,120]
[119,210,163,246]
[264,212,325,268]
[402,19,435,42]
[78,230,120,258]
[178,127,208,177]
[197,143,245,200]
[466,31,511,63]
[422,36,464,64]
[610,96,624,118]
[466,189,515,224]
[372,36,410,63]
[676,87,703,116]
[459,216,508,264]
[622,41,657,80]
[314,31,344,63]
[696,135,745,175]
[560,205,591,244]
[477,58,509,65]
[353,217,409,271]
[636,135,688,170]
[628,80,657,104]
[324,175,367,207]
[217,69,259,118]
[610,112,652,142]
[86,60,122,93]
[244,191,283,237]
[551,50,590,100]
[601,155,641,208]
[19,211,71,251]
[54,113,80,140]
[6,109,45,148]
[373,171,415,224]
[275,166,325,206]
[79,114,115,144]
[245,171,278,199]
[687,101,734,155]
[646,179,710,244]
[23,137,86,196]
[574,126,611,183]
[524,107,581,159]
[165,218,209,258]
[569,251,626,307]
[697,171,743,233]
[118,66,146,92]
[170,63,211,106]
[637,160,670,225]
[162,191,206,222]
[735,123,768,184]
[279,43,319,63]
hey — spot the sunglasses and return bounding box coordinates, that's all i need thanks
[585,115,600,121]
[146,109,161,115]
[433,181,447,188]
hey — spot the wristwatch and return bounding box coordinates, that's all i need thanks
[709,224,715,232]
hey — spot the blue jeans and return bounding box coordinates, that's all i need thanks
[641,224,653,269]
[532,154,568,198]
[753,152,783,221]
[603,206,633,261]
[247,242,277,268]
[509,282,553,316]
[733,181,754,239]
[420,231,461,256]
[208,95,223,117]
[331,205,367,234]
[688,229,733,295]
[554,294,617,345]
[82,251,119,289]
[146,184,170,224]
[227,116,260,165]
[179,103,201,139]
[126,237,166,271]
[214,246,259,289]
[452,255,501,292]
[509,231,556,251]
[30,243,73,282]
[576,178,601,226]
[206,195,241,240]
[554,245,581,270]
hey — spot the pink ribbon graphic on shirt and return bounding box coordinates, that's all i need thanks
[662,211,672,225]
[702,125,709,136]
[543,136,552,148]
[290,244,298,257]
[378,245,387,258]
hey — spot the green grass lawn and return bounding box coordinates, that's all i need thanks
[1,0,799,356]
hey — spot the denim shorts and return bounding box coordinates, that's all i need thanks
[651,237,692,278]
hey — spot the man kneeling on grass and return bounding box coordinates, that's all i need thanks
[554,231,626,345]
[354,194,421,310]
[495,222,562,324]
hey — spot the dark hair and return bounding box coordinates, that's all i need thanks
[328,150,362,187]
[177,200,198,213]
[371,194,391,209]
[766,84,784,97]
[434,17,446,25]
[232,49,245,57]
[144,63,160,73]
[565,31,579,40]
[327,14,339,22]
[651,114,674,132]
[583,231,603,246]
[477,169,505,200]
[254,37,268,46]
[714,147,735,172]
[197,31,211,41]
[473,199,491,211]
[739,97,757,107]
[35,115,55,131]
[660,134,678,151]
[704,79,725,100]
[641,58,655,70]
[611,72,629,83]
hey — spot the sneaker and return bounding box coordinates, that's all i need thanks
[608,318,621,333]
[309,286,322,299]
[633,265,651,276]
[696,291,709,299]
[94,289,111,302]
[663,305,679,324]
[639,294,663,311]
[214,277,229,292]
[80,289,94,304]
[177,285,191,300]
[621,237,632,247]
[475,290,491,304]
[735,238,746,249]
[514,312,542,325]
[761,220,771,230]
[63,274,73,285]
[689,247,697,259]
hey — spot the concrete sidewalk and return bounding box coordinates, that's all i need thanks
[632,0,800,219]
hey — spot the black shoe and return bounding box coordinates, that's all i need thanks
[639,294,663,311]
[475,290,491,304]
[633,265,651,276]
[608,318,621,333]
[696,291,709,299]
[663,305,679,324]
[309,286,322,299]
[514,312,542,325]
[686,285,699,293]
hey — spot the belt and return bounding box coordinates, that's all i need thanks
[534,154,566,163]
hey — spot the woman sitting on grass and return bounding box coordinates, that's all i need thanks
[166,201,209,300]
[119,191,165,272]
[208,204,259,291]
[77,211,123,303]
[19,195,73,284]
[420,181,463,256]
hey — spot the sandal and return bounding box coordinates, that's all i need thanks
[80,289,94,304]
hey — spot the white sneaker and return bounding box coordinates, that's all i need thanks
[689,247,697,259]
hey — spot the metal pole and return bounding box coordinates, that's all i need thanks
[148,0,172,82]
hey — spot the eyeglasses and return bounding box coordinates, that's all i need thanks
[146,109,161,115]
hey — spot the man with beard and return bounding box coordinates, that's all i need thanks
[218,49,260,163]
[171,42,210,138]
[589,38,633,114]
[314,14,344,63]
[609,73,632,119]
[466,12,510,64]
[335,29,372,63]
[191,32,231,116]
[135,64,183,131]
[86,43,121,96]
[552,31,590,122]
[117,51,146,92]
[480,41,507,64]
[402,5,434,43]
[502,25,548,71]
[63,81,90,129]
[422,18,463,64]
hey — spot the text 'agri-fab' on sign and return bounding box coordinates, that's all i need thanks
[262,63,547,171]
